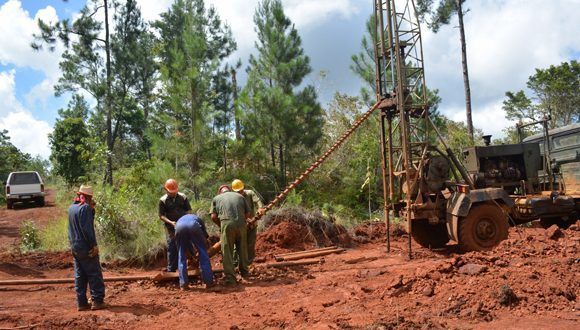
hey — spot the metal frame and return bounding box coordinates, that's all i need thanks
[374,0,430,258]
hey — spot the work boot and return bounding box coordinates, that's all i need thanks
[203,282,215,289]
[240,270,250,279]
[91,301,106,310]
[224,278,237,286]
[180,284,190,291]
[77,304,91,312]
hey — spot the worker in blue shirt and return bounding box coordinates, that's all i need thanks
[175,214,214,290]
[68,185,105,311]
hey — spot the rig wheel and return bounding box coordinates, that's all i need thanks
[411,220,450,249]
[459,203,508,252]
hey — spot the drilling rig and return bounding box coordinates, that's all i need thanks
[244,0,577,257]
[371,0,577,257]
[371,0,518,256]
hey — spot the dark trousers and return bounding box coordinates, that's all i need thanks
[166,227,178,272]
[176,219,213,286]
[73,255,105,306]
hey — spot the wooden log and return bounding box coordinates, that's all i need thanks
[275,248,345,262]
[275,246,338,258]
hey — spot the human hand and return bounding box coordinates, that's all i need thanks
[88,246,99,258]
[257,208,266,216]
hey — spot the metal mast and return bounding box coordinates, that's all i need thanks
[374,0,429,259]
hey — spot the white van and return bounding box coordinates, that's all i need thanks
[5,171,45,209]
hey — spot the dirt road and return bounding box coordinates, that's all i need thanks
[0,189,63,248]
[0,218,578,329]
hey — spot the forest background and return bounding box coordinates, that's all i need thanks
[2,0,578,262]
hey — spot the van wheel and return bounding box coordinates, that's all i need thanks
[411,219,450,249]
[7,201,13,209]
[36,197,45,207]
[459,204,508,252]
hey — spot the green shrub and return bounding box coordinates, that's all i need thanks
[20,220,41,252]
[39,216,69,251]
[93,184,165,264]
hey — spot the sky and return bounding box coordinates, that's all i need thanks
[0,0,578,160]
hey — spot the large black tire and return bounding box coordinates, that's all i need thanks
[36,197,45,207]
[411,220,450,249]
[459,203,508,252]
[6,201,13,209]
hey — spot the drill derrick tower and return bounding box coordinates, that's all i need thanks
[373,0,432,258]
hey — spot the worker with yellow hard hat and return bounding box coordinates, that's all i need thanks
[231,179,265,266]
[158,178,192,272]
[210,183,251,284]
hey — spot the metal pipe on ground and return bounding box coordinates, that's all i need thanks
[0,275,152,286]
[0,259,324,286]
[274,248,345,262]
[259,258,322,268]
[275,246,338,258]
[208,241,221,257]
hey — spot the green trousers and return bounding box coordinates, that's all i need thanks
[234,224,257,266]
[220,220,248,283]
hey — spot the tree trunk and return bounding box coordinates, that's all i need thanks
[270,142,276,167]
[190,83,198,173]
[456,0,474,144]
[231,68,241,141]
[104,0,113,185]
[279,143,285,187]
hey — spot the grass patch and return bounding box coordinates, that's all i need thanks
[39,216,69,252]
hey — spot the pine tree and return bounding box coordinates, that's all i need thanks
[153,0,236,195]
[32,0,153,184]
[417,0,474,143]
[242,0,323,187]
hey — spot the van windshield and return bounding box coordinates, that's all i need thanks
[9,173,40,185]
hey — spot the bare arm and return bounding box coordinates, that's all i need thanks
[159,215,176,227]
[211,213,220,227]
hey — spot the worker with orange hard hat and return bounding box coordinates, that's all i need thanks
[159,178,192,272]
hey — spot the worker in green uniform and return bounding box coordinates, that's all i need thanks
[210,185,251,285]
[231,179,264,265]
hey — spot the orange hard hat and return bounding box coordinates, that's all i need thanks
[164,179,178,194]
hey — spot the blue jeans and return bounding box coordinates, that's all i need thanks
[175,215,213,286]
[73,254,105,306]
[166,227,178,272]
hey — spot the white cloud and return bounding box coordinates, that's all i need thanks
[136,0,360,59]
[0,70,52,159]
[423,0,580,137]
[449,100,514,138]
[0,0,62,79]
[25,78,53,109]
[0,111,52,159]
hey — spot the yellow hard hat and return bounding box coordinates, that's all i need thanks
[231,179,244,192]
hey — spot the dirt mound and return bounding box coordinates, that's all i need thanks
[255,207,351,257]
[391,226,579,323]
[350,221,407,244]
[0,250,72,277]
